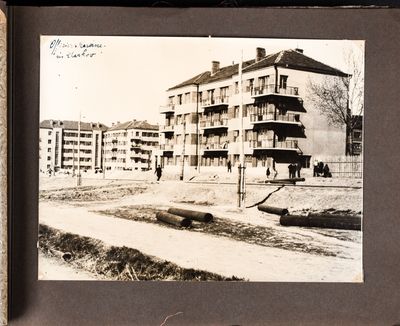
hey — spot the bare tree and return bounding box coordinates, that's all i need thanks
[307,49,364,155]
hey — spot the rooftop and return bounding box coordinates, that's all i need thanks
[168,48,349,91]
[40,120,108,131]
[107,119,159,132]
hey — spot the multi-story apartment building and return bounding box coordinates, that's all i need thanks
[159,47,349,172]
[103,120,159,171]
[39,120,107,173]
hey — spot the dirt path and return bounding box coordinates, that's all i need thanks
[39,202,362,282]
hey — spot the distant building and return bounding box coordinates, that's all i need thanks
[39,120,107,173]
[103,120,159,171]
[351,115,363,156]
[159,47,350,172]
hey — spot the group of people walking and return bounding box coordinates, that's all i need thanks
[313,160,332,178]
[288,162,301,179]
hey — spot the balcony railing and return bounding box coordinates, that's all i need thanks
[200,119,228,128]
[202,142,229,150]
[250,113,301,124]
[251,84,299,97]
[160,144,174,151]
[250,139,299,150]
[159,104,175,114]
[201,96,229,107]
[160,125,175,133]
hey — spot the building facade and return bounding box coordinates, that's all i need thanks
[103,120,159,171]
[159,48,349,172]
[39,120,107,173]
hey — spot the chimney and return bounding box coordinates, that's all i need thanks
[211,61,220,75]
[49,119,53,126]
[112,122,115,126]
[256,47,266,62]
[295,48,304,54]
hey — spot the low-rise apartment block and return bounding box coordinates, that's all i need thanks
[159,47,349,172]
[39,120,107,173]
[103,120,159,171]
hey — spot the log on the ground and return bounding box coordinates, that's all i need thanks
[280,214,361,231]
[258,204,289,216]
[267,178,305,184]
[168,207,213,223]
[156,211,192,227]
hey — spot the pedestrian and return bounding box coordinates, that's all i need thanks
[266,167,271,179]
[296,162,301,178]
[288,163,296,179]
[323,164,331,178]
[313,159,319,177]
[318,161,324,176]
[227,160,232,173]
[155,165,162,181]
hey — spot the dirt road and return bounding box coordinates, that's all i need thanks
[39,202,362,282]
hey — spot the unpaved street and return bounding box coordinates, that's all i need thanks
[39,200,362,282]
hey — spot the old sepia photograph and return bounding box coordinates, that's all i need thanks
[38,36,364,282]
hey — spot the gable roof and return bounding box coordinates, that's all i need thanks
[243,49,349,77]
[167,49,349,91]
[107,120,159,132]
[40,119,108,131]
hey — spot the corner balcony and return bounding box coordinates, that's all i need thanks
[200,118,228,132]
[159,104,175,114]
[250,113,302,127]
[201,96,229,110]
[251,84,300,99]
[160,124,175,134]
[250,139,301,153]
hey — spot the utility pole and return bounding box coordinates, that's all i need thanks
[238,52,246,208]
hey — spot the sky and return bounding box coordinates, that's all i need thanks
[40,36,364,127]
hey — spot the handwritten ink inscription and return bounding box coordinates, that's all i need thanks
[49,38,105,59]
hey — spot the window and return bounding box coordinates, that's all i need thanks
[48,131,52,135]
[208,89,215,103]
[234,106,239,118]
[177,94,182,105]
[184,92,190,104]
[220,87,228,100]
[48,140,51,144]
[234,82,239,94]
[279,75,288,89]
[47,148,51,152]
[258,75,269,89]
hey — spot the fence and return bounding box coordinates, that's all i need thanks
[317,155,363,179]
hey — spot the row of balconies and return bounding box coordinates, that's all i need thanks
[161,114,302,134]
[159,139,299,153]
[160,84,300,114]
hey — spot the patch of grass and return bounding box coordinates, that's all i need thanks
[39,224,243,281]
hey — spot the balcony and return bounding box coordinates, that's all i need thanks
[160,124,175,134]
[202,142,229,153]
[250,139,300,152]
[251,84,300,98]
[250,113,302,127]
[159,104,175,114]
[160,144,174,151]
[201,96,229,109]
[200,118,228,131]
